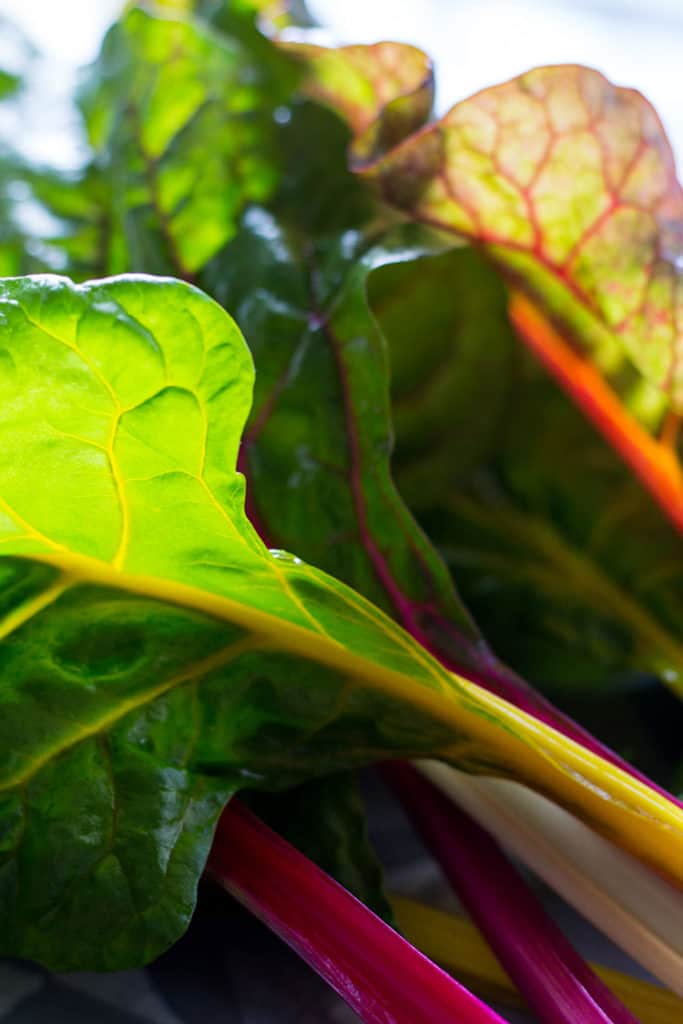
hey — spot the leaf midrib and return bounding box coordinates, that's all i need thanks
[0,544,682,892]
[0,548,462,788]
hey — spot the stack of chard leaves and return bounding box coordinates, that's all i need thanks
[0,2,682,1021]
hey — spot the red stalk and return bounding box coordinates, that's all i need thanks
[383,763,640,1024]
[508,290,683,536]
[208,798,510,1024]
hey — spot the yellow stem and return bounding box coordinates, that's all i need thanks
[391,895,683,1024]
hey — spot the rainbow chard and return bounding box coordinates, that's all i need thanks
[1,1,682,1019]
[383,762,639,1024]
[0,272,678,973]
[208,799,508,1024]
[350,63,683,537]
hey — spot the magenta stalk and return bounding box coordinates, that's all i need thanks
[208,797,510,1024]
[382,762,640,1024]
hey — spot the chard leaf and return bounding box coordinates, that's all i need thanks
[370,246,683,701]
[304,60,683,537]
[69,11,507,690]
[281,38,434,166]
[78,5,293,277]
[361,65,682,402]
[0,273,679,970]
[201,102,487,677]
[65,8,454,921]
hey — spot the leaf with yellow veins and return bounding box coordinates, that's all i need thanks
[0,273,681,972]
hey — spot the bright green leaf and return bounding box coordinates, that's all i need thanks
[79,6,291,277]
[0,273,679,970]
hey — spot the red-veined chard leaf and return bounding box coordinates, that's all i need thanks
[0,272,679,971]
[367,65,683,534]
[75,7,683,805]
[369,246,683,713]
[297,54,683,539]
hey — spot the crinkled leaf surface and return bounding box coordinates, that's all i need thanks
[68,8,476,920]
[79,6,292,277]
[77,10,504,690]
[27,8,683,945]
[361,64,683,409]
[0,273,680,970]
[370,246,683,705]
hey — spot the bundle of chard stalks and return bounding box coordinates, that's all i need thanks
[1,1,682,1021]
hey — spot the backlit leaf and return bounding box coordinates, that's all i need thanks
[281,39,434,166]
[79,6,290,277]
[0,273,679,971]
[361,65,683,407]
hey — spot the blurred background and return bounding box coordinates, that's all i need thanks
[2,0,683,168]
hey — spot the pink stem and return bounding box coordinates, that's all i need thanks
[208,798,510,1024]
[383,763,640,1024]
[444,649,683,811]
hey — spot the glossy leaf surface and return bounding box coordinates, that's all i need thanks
[200,100,495,680]
[0,273,679,971]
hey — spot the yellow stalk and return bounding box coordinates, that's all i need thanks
[391,895,683,1024]
[416,761,683,995]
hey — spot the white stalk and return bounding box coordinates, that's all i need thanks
[416,760,683,996]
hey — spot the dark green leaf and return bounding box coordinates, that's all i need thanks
[201,100,491,679]
[369,246,683,700]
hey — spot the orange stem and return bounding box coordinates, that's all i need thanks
[508,291,683,537]
[660,409,682,453]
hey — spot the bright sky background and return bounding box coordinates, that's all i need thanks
[2,0,683,167]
